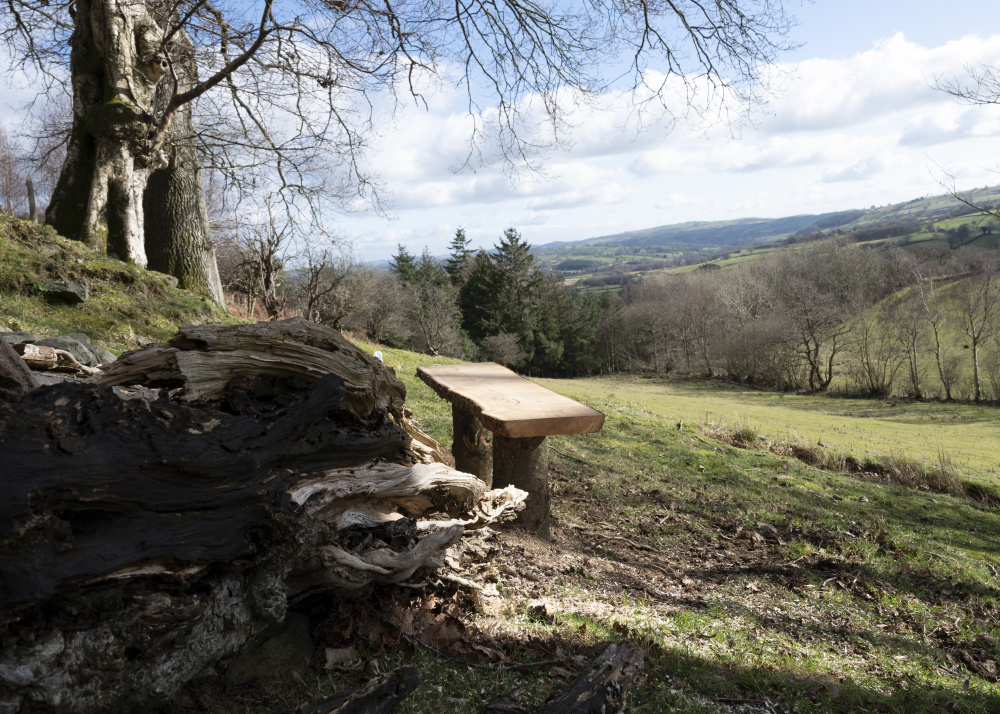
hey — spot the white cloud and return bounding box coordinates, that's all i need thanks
[822,158,885,183]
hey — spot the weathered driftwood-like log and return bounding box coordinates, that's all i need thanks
[12,341,57,369]
[0,335,38,403]
[0,319,525,713]
[13,342,99,375]
[538,641,644,714]
[99,317,404,416]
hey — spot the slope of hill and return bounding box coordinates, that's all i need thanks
[541,212,844,250]
[0,214,238,354]
[187,342,1000,714]
[535,185,1000,280]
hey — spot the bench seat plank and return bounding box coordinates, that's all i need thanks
[417,362,605,439]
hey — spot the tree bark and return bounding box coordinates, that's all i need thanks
[493,434,549,538]
[46,0,180,270]
[537,642,644,714]
[451,402,491,485]
[25,177,36,222]
[45,0,101,244]
[144,28,225,306]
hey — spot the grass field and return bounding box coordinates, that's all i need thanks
[213,347,992,714]
[535,375,1000,484]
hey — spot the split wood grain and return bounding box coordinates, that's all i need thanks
[417,362,604,439]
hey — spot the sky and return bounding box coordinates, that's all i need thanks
[1,3,999,263]
[329,1,1000,262]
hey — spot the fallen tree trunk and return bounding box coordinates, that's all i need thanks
[0,318,524,713]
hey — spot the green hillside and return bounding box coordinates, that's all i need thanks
[0,215,237,354]
[219,343,1000,714]
[536,186,1000,288]
[2,218,997,712]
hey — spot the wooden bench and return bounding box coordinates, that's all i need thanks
[417,362,605,537]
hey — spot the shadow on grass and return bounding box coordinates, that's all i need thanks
[637,639,1000,714]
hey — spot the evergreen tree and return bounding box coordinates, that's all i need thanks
[445,228,474,285]
[494,228,534,285]
[389,244,417,282]
[456,228,602,376]
[459,251,502,341]
[415,247,449,287]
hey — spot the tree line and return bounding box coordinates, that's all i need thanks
[234,230,1000,399]
[239,228,606,377]
[602,241,1000,401]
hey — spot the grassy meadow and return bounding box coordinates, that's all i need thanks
[214,345,993,714]
[537,375,1000,485]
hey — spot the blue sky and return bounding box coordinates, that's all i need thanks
[1,2,998,263]
[336,1,1000,261]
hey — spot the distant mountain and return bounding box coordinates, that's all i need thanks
[533,185,1000,258]
[563,213,844,249]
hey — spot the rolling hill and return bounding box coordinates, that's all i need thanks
[535,185,1000,283]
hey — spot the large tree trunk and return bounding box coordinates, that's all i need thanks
[0,319,526,713]
[46,0,205,276]
[144,27,226,305]
[45,0,102,244]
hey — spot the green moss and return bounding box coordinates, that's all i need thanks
[0,214,241,353]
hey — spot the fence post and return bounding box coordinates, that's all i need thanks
[25,177,36,223]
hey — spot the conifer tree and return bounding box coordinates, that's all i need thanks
[415,248,449,287]
[459,251,503,341]
[445,228,474,285]
[389,244,417,283]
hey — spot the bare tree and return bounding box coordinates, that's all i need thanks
[914,273,958,401]
[0,122,27,215]
[295,240,353,323]
[2,0,796,298]
[952,252,1000,402]
[403,281,463,357]
[232,212,292,320]
[673,274,723,377]
[847,309,905,398]
[478,332,521,366]
[885,290,928,399]
[346,267,408,344]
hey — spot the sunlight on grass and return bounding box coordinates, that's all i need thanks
[538,375,1000,485]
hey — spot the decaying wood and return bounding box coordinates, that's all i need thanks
[0,335,38,403]
[269,666,420,714]
[100,317,404,416]
[538,642,644,714]
[0,319,526,713]
[13,343,100,375]
[12,341,57,369]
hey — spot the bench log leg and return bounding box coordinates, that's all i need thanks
[493,434,549,538]
[451,403,491,486]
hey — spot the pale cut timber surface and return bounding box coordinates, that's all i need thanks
[417,362,604,439]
